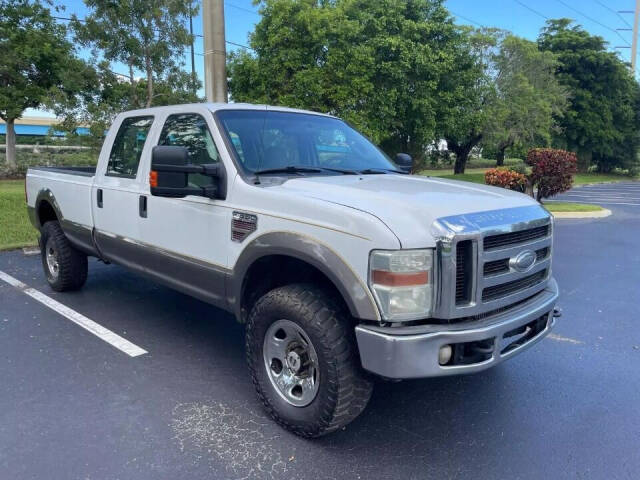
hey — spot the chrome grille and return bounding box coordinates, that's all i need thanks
[482,269,548,301]
[483,225,549,250]
[434,205,553,320]
[483,247,548,277]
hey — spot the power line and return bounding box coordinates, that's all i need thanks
[554,0,631,45]
[592,0,632,28]
[226,40,252,50]
[224,1,259,16]
[449,10,485,28]
[512,0,548,20]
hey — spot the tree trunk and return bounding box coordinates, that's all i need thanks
[128,61,139,108]
[145,55,153,108]
[5,118,16,168]
[496,146,507,166]
[577,148,592,172]
[453,152,469,174]
[448,134,482,174]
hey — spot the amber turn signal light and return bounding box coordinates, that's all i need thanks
[149,170,158,187]
[371,270,428,287]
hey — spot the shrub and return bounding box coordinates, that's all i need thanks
[526,148,577,201]
[485,168,527,193]
[0,149,97,179]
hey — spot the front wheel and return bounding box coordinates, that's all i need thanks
[246,284,373,438]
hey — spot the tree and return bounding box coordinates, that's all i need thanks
[74,0,197,109]
[484,36,567,166]
[61,63,201,149]
[228,0,467,168]
[538,19,640,172]
[0,0,93,167]
[438,28,499,174]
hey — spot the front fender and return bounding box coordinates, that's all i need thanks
[228,232,380,322]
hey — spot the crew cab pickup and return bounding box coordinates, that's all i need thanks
[26,103,559,437]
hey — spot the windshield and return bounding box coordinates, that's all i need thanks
[216,110,398,174]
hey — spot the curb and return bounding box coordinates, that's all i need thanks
[551,208,612,219]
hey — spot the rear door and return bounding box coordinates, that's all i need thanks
[92,114,156,266]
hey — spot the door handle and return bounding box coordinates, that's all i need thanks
[97,189,103,208]
[139,195,147,218]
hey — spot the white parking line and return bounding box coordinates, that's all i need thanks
[0,270,147,358]
[560,194,640,201]
[546,199,640,206]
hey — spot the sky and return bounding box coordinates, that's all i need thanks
[28,0,638,118]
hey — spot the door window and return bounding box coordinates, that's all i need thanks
[106,116,154,178]
[158,113,220,187]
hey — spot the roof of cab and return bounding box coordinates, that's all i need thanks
[118,102,336,118]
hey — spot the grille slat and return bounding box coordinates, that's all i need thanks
[483,225,549,250]
[455,240,473,305]
[483,259,509,276]
[482,270,547,302]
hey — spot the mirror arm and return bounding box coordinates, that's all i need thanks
[152,162,221,177]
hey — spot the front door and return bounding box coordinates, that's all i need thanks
[136,111,231,307]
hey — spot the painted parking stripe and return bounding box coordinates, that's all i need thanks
[560,194,640,201]
[545,199,640,206]
[0,270,147,357]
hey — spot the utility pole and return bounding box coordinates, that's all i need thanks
[189,11,196,95]
[203,0,228,103]
[633,0,640,72]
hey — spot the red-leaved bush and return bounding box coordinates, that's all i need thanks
[526,148,577,201]
[485,168,527,193]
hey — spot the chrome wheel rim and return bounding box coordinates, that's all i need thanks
[263,319,320,407]
[45,238,59,280]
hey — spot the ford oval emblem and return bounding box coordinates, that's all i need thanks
[509,250,536,272]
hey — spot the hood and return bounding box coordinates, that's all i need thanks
[273,174,541,248]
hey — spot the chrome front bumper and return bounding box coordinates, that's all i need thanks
[355,278,559,379]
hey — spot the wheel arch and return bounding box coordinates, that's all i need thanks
[32,189,63,230]
[229,232,379,323]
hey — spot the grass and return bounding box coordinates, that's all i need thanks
[0,180,38,250]
[542,202,603,212]
[572,173,635,185]
[419,167,637,186]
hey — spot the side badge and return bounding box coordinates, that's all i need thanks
[231,211,258,242]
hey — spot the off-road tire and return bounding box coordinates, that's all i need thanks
[40,221,88,292]
[246,283,373,438]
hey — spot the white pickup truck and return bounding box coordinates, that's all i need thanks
[26,103,559,437]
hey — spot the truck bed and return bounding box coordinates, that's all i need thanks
[26,166,96,237]
[28,166,96,177]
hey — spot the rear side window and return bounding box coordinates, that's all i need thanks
[158,113,220,187]
[106,116,154,178]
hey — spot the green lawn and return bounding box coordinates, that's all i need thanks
[0,180,38,250]
[542,202,603,212]
[419,168,637,186]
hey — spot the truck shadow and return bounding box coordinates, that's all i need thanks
[85,261,549,478]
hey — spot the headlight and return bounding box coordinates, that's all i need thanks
[369,249,435,321]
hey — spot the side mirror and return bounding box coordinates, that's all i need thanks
[395,153,413,173]
[150,145,226,199]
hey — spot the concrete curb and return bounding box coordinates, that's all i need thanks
[551,208,612,219]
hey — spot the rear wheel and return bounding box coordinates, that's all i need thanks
[40,221,88,292]
[246,284,373,437]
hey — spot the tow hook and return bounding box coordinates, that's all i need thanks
[553,307,562,318]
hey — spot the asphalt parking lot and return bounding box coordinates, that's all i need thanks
[1,185,640,479]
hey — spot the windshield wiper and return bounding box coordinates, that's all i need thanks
[253,166,323,175]
[318,167,359,175]
[359,168,407,174]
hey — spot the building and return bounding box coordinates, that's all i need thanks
[0,117,89,137]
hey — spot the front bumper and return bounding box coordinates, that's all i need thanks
[355,278,559,379]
